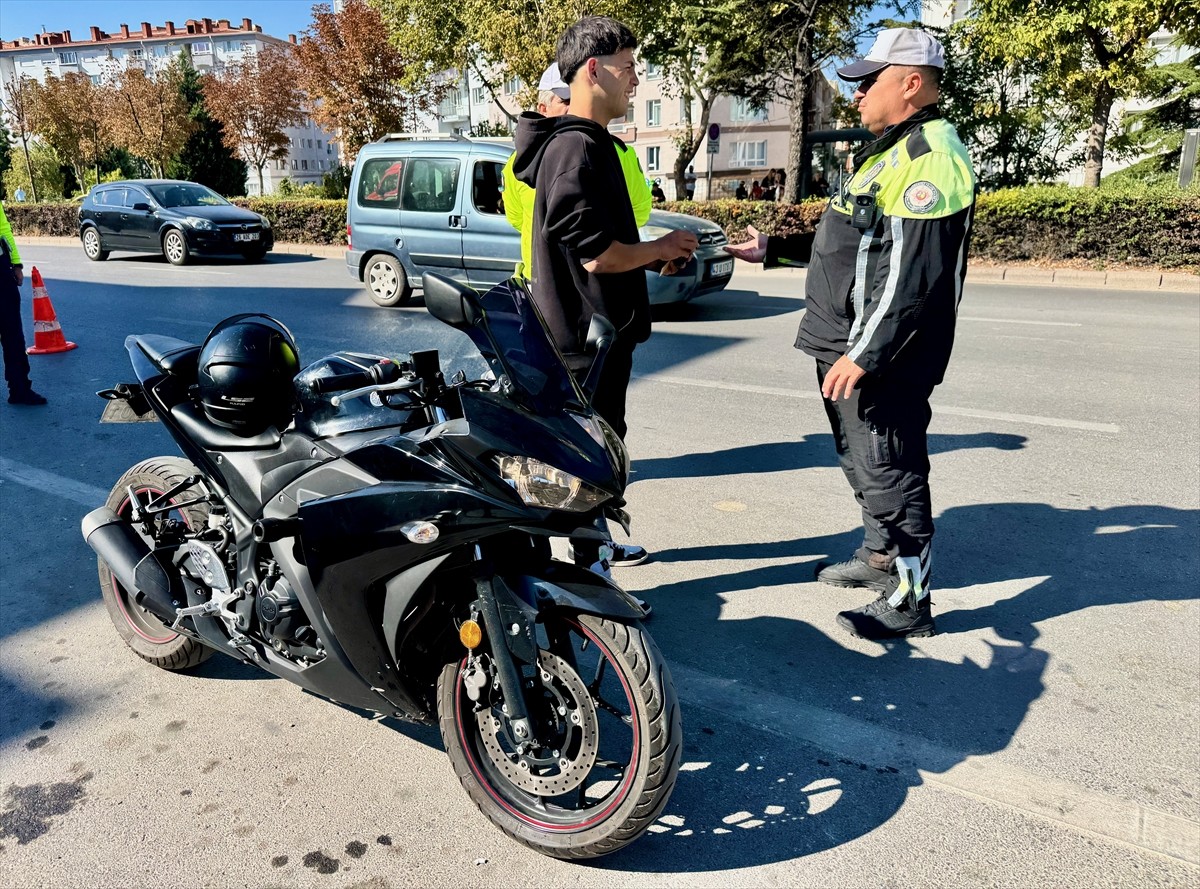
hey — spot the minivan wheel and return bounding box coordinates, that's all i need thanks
[162,229,190,266]
[364,254,411,307]
[82,227,109,261]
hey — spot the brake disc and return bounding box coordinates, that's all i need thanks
[475,650,598,796]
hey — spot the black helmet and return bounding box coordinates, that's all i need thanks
[196,314,299,434]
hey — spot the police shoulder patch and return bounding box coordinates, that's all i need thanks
[903,181,940,213]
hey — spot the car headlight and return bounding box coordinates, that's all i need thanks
[496,455,609,512]
[259,215,272,229]
[184,216,216,231]
[639,223,673,243]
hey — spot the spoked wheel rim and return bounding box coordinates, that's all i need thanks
[164,232,185,263]
[83,229,101,257]
[368,261,399,300]
[454,616,640,831]
[110,486,182,644]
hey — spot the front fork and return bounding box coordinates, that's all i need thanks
[471,571,537,747]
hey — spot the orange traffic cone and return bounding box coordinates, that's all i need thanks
[26,267,77,354]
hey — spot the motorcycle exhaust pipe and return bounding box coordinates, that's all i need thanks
[81,507,181,623]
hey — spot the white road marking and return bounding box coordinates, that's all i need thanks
[671,662,1199,866]
[633,373,1121,434]
[959,316,1082,327]
[0,457,108,507]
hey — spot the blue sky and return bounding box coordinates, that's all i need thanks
[0,0,317,43]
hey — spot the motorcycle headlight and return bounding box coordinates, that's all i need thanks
[496,455,608,512]
[184,216,216,231]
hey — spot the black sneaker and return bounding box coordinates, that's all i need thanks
[815,556,892,593]
[568,541,650,568]
[836,595,936,640]
[8,389,47,406]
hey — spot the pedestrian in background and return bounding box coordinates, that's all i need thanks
[735,180,748,200]
[0,201,46,406]
[650,181,666,202]
[684,165,697,200]
[727,28,976,640]
[512,16,697,590]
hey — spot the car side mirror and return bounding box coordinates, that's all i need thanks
[580,314,617,398]
[132,202,151,212]
[422,272,482,330]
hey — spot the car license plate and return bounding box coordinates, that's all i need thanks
[233,232,259,242]
[709,259,733,278]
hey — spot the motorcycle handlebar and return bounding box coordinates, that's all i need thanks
[311,360,401,394]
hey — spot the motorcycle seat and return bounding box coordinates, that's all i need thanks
[170,400,282,451]
[134,335,201,378]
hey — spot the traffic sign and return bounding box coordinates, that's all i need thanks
[707,122,720,155]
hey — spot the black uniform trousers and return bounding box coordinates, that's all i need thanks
[816,360,935,567]
[0,256,33,397]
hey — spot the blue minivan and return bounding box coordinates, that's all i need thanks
[345,133,733,307]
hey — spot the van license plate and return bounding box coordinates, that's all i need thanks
[233,233,259,242]
[709,259,733,278]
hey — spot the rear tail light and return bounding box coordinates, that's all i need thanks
[346,224,352,250]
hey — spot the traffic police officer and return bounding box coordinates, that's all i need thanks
[0,201,46,406]
[728,28,976,639]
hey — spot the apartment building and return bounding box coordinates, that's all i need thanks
[0,17,338,195]
[434,62,837,200]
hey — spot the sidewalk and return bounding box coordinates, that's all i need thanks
[19,235,1199,292]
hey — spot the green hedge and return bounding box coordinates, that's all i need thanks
[8,189,1198,269]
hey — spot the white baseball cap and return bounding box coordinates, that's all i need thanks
[537,63,571,100]
[837,28,945,80]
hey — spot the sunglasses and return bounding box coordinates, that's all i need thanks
[856,66,891,92]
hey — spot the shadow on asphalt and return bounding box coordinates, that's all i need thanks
[97,252,322,266]
[586,501,1198,872]
[651,288,803,322]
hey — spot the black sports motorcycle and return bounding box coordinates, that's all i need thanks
[81,273,681,858]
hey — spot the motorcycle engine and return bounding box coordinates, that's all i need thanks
[256,574,321,660]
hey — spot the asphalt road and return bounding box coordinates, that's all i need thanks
[1,245,1198,888]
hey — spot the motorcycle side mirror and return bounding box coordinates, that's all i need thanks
[423,272,483,330]
[580,314,617,398]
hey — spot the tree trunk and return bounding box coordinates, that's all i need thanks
[1083,83,1115,188]
[782,30,814,204]
[257,163,265,195]
[20,136,37,203]
[672,94,714,200]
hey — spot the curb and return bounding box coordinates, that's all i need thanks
[16,236,1197,293]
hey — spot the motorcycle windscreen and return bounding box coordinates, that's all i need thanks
[467,279,589,417]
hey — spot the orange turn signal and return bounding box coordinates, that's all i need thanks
[459,619,483,649]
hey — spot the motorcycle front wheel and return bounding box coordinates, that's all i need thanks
[437,612,681,859]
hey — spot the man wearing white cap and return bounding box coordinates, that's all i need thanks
[728,28,977,640]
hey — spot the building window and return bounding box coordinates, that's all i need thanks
[308,139,314,149]
[319,160,325,171]
[504,75,521,95]
[646,61,662,80]
[89,74,102,85]
[301,160,308,171]
[645,146,661,172]
[291,159,298,170]
[625,103,634,123]
[241,41,256,53]
[316,140,322,149]
[646,99,661,127]
[191,42,212,55]
[129,49,144,60]
[472,86,486,105]
[58,51,78,64]
[730,140,767,167]
[730,97,768,123]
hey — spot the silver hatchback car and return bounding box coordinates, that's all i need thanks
[345,134,733,307]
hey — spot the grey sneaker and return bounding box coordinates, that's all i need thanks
[815,556,893,593]
[568,541,650,568]
[836,594,935,640]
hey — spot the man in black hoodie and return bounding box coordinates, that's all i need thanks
[512,16,696,574]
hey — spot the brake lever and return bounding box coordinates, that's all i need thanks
[330,378,420,407]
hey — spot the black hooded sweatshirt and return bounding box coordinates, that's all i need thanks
[512,112,649,360]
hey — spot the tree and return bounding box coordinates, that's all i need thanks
[202,44,304,195]
[375,0,643,126]
[939,24,1083,188]
[1,143,66,201]
[706,0,890,203]
[1108,49,1200,185]
[108,63,194,176]
[169,53,248,196]
[0,119,11,199]
[2,75,40,201]
[27,72,112,192]
[294,0,441,160]
[966,0,1200,187]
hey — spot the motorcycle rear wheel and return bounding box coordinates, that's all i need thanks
[98,458,214,671]
[437,612,681,858]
